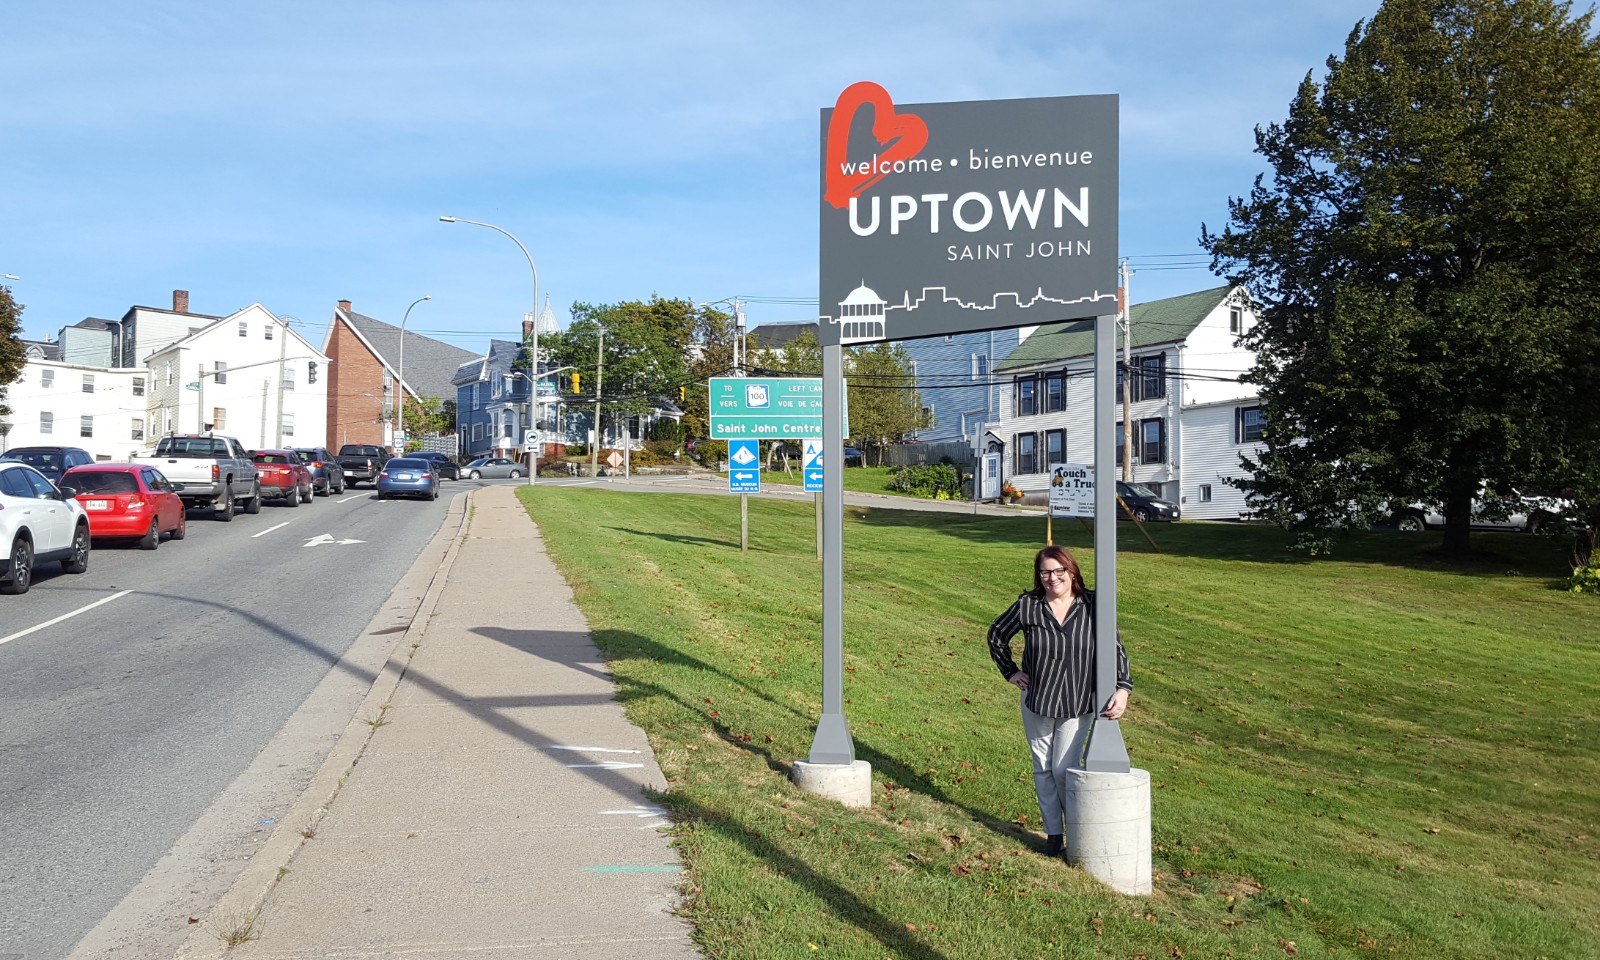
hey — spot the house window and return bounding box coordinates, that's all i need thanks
[1015,431,1040,474]
[283,366,295,391]
[1015,377,1037,416]
[166,361,175,386]
[1045,429,1065,467]
[472,422,483,442]
[1237,405,1266,443]
[81,415,94,438]
[214,361,227,385]
[1045,373,1065,413]
[281,413,294,436]
[1115,423,1126,468]
[1230,307,1243,335]
[1199,483,1213,503]
[502,416,513,438]
[133,376,145,396]
[212,407,227,431]
[265,323,274,340]
[131,419,144,441]
[1140,418,1166,465]
[40,411,53,434]
[1136,354,1165,401]
[83,373,95,394]
[165,409,175,434]
[40,369,54,388]
[239,321,248,337]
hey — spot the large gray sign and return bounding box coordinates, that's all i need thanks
[818,84,1118,346]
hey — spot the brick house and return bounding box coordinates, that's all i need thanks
[320,300,477,450]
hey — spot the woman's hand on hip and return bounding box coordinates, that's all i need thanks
[1008,671,1030,691]
[1102,688,1129,720]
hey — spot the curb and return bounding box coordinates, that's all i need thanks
[172,491,474,958]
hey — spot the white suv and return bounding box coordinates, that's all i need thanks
[1,461,91,595]
[1396,484,1581,534]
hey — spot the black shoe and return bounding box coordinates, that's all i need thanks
[1044,834,1064,856]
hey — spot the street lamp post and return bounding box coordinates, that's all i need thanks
[698,297,747,375]
[396,295,432,453]
[440,215,544,485]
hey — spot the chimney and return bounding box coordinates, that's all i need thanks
[338,299,352,315]
[522,314,535,341]
[173,289,189,313]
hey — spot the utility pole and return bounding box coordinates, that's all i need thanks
[1120,259,1133,483]
[589,327,604,479]
[273,315,289,446]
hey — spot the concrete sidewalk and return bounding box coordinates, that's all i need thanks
[176,486,699,959]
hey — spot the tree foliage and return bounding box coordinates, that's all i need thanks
[844,341,931,465]
[541,296,698,444]
[0,285,25,420]
[1202,0,1600,555]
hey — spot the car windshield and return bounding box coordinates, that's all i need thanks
[1,450,64,471]
[65,470,139,494]
[254,453,294,464]
[1121,483,1161,499]
[389,459,425,469]
[465,458,489,467]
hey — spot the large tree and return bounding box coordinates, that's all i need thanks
[540,296,696,445]
[1202,0,1600,555]
[843,341,931,465]
[1,285,25,421]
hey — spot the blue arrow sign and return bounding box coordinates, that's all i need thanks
[802,437,824,493]
[728,440,761,493]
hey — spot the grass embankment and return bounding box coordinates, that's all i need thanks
[516,487,1598,960]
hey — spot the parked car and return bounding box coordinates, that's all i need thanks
[131,434,262,520]
[1116,481,1181,522]
[60,463,186,549]
[337,444,392,488]
[252,450,315,507]
[1394,485,1582,534]
[292,447,347,496]
[462,457,522,480]
[409,451,460,481]
[1,461,91,594]
[0,445,96,483]
[376,457,440,501]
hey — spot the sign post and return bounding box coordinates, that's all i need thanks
[803,438,824,558]
[728,439,760,552]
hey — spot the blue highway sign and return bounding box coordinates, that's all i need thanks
[728,440,761,493]
[802,437,824,493]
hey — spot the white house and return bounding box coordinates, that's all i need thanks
[989,285,1262,518]
[2,359,148,460]
[1177,396,1268,520]
[144,304,331,450]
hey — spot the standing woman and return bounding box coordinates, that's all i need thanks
[987,545,1131,856]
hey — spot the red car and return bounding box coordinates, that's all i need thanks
[60,463,187,549]
[252,450,314,507]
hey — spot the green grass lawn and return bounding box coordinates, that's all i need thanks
[763,464,911,497]
[515,487,1598,960]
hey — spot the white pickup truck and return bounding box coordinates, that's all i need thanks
[133,434,262,521]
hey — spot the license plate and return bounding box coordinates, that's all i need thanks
[398,473,416,480]
[87,499,109,511]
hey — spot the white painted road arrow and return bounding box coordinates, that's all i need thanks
[303,533,367,547]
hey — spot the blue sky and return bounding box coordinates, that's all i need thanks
[3,1,1378,352]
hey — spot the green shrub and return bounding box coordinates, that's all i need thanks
[884,462,960,499]
[1560,563,1600,594]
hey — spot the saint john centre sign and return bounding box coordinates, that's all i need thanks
[818,83,1118,345]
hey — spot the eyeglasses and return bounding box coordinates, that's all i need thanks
[1038,568,1070,580]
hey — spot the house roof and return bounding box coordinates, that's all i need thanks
[748,321,818,350]
[342,311,479,402]
[21,339,60,361]
[451,339,522,386]
[994,285,1234,372]
[67,317,116,332]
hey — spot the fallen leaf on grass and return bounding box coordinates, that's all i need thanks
[1425,827,1440,835]
[1279,938,1299,955]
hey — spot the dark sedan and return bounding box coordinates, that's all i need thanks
[409,451,460,481]
[1116,481,1181,522]
[375,457,440,501]
[292,447,347,495]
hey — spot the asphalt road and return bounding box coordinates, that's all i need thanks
[0,477,505,960]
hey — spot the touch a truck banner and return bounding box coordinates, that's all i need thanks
[818,82,1118,346]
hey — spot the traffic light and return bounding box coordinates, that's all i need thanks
[679,385,685,401]
[571,373,581,394]
[308,361,318,384]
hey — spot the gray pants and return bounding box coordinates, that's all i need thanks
[1021,694,1093,836]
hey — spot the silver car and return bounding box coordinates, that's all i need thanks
[462,457,522,480]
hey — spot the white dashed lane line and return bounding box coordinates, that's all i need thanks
[1,590,133,647]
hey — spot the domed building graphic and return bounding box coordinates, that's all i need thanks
[835,282,887,344]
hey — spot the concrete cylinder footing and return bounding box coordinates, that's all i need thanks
[1062,767,1152,895]
[791,760,873,808]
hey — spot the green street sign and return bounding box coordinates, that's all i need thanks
[708,377,848,439]
[185,382,201,391]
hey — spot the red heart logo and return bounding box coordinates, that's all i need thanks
[823,81,928,210]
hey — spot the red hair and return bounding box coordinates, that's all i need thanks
[1032,545,1087,597]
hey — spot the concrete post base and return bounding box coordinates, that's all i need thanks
[1062,767,1152,895]
[791,760,873,808]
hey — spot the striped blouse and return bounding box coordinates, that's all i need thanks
[987,589,1132,718]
